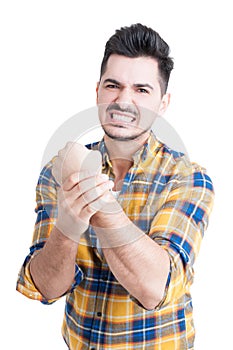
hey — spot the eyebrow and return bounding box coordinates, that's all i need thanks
[134,83,154,91]
[103,79,154,90]
[103,78,121,86]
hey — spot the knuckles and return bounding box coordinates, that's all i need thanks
[68,172,79,185]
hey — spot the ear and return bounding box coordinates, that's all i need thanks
[96,82,100,104]
[159,93,171,116]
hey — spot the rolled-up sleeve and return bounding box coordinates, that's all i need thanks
[149,165,214,308]
[16,159,84,304]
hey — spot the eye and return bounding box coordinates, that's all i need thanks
[137,88,149,94]
[105,84,119,89]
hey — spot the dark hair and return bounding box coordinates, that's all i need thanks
[100,23,174,95]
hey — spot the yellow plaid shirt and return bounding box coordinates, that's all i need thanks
[16,133,214,349]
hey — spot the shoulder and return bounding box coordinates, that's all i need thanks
[153,138,214,192]
[36,157,58,202]
[38,157,57,185]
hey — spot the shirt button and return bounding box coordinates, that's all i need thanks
[97,311,102,317]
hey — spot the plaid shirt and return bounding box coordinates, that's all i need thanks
[16,132,214,349]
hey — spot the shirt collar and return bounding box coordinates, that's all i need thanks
[97,131,162,170]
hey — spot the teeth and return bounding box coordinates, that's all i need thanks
[111,113,134,122]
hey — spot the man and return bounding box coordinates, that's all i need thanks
[17,23,214,349]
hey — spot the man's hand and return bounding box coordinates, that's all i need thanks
[91,195,126,228]
[56,171,114,242]
[91,195,144,248]
[52,142,102,185]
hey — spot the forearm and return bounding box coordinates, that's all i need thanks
[93,216,170,310]
[29,226,78,300]
[103,235,169,309]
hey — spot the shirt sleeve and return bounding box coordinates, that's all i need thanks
[149,163,214,308]
[16,159,84,304]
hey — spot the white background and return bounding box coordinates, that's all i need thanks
[1,1,232,349]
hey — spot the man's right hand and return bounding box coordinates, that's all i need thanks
[55,171,114,242]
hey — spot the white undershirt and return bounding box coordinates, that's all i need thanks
[111,190,121,199]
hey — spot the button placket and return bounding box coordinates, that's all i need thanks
[89,263,108,348]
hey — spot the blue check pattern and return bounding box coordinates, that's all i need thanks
[16,132,214,349]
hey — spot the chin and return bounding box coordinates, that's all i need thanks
[103,125,149,142]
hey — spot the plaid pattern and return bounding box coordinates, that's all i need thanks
[16,132,214,349]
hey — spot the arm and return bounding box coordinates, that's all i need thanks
[91,166,214,310]
[91,201,170,310]
[29,226,78,300]
[29,171,114,300]
[103,234,170,310]
[19,143,111,301]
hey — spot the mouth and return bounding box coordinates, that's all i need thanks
[109,112,136,124]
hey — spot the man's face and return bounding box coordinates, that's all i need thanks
[96,54,170,142]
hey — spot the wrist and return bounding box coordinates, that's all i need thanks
[52,226,79,247]
[91,207,127,228]
[93,218,144,249]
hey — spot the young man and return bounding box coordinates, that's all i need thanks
[17,24,214,349]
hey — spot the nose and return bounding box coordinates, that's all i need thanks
[115,87,133,106]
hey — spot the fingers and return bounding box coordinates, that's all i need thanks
[58,171,114,219]
[80,178,114,207]
[61,171,83,191]
[62,171,105,191]
[79,190,113,221]
[70,177,114,212]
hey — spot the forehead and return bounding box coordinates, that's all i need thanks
[102,54,160,85]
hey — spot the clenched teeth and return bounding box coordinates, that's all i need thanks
[111,113,134,122]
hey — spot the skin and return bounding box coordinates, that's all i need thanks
[97,55,169,145]
[30,173,113,299]
[30,54,171,309]
[96,55,170,188]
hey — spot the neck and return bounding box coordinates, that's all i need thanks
[104,132,149,180]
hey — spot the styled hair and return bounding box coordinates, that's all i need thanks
[100,23,174,95]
